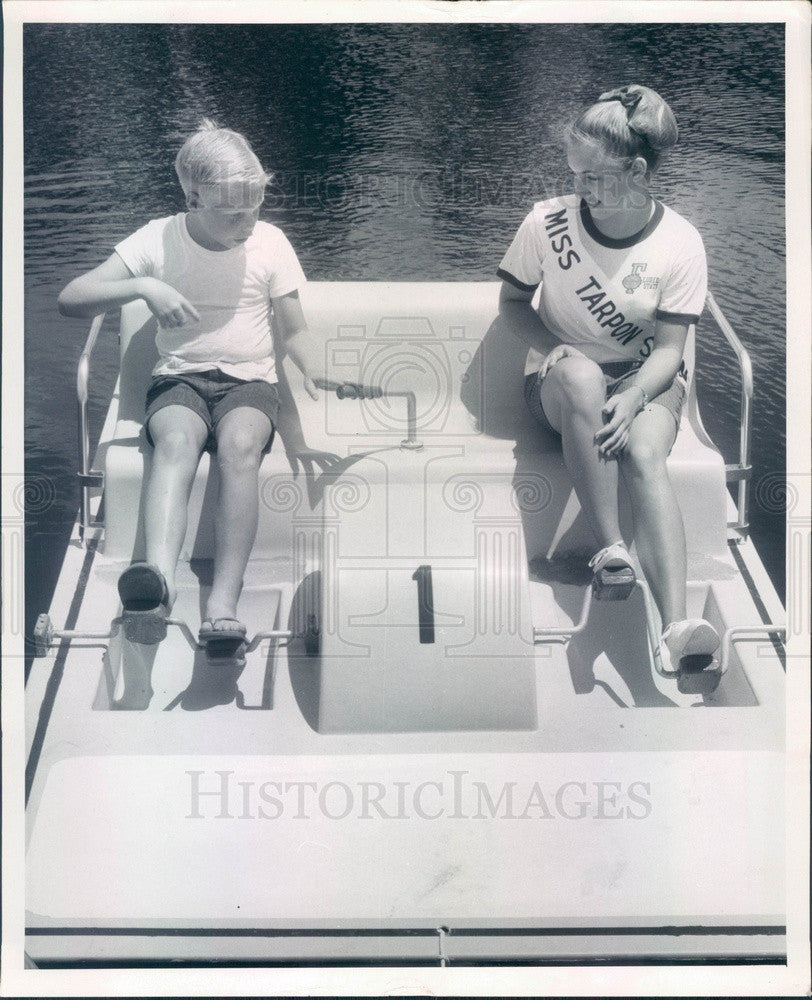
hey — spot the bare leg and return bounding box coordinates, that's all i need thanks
[206,406,272,622]
[539,357,623,549]
[144,405,208,607]
[619,406,686,627]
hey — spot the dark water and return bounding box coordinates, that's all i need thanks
[23,23,786,655]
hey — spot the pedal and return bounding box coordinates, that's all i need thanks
[676,654,722,695]
[591,566,635,601]
[122,609,168,645]
[203,637,247,662]
[34,613,54,657]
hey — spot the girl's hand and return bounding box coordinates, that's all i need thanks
[538,343,586,379]
[141,278,200,328]
[595,387,645,458]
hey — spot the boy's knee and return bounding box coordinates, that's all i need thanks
[217,428,265,468]
[152,427,204,461]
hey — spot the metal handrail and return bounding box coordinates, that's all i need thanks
[705,291,754,538]
[77,312,107,542]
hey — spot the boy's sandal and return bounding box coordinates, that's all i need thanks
[118,561,169,611]
[117,562,170,644]
[199,618,248,644]
[199,618,248,662]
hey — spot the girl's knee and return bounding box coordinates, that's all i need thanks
[621,437,667,477]
[549,356,604,396]
[541,357,606,424]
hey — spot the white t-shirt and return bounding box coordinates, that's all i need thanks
[115,214,306,383]
[497,196,707,375]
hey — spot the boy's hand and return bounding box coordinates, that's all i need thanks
[141,278,200,328]
[303,376,320,401]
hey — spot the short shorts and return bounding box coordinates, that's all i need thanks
[144,369,280,454]
[524,359,687,437]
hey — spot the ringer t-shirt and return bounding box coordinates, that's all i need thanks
[115,214,306,384]
[497,196,707,374]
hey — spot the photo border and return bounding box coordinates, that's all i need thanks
[3,2,809,996]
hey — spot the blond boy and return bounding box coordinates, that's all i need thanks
[59,121,324,647]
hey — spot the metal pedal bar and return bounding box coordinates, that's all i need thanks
[34,613,119,654]
[532,580,669,677]
[719,624,786,673]
[34,612,298,656]
[635,578,670,678]
[244,629,294,653]
[532,586,592,641]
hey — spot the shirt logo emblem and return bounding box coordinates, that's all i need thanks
[622,263,646,294]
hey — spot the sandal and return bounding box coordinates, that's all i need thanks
[118,562,169,611]
[117,562,170,643]
[199,617,248,660]
[199,618,247,643]
[662,618,720,670]
[588,542,635,600]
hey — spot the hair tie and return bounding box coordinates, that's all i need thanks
[596,84,678,149]
[598,86,644,116]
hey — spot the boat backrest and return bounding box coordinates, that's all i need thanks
[109,285,724,562]
[117,282,700,431]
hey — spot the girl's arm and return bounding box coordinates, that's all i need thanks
[498,281,563,356]
[271,290,325,400]
[58,253,200,326]
[595,318,689,457]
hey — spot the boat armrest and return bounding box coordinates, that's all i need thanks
[76,313,108,541]
[705,291,754,537]
[119,301,159,423]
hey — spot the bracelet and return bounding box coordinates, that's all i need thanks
[635,385,649,412]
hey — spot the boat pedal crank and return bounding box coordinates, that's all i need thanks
[121,609,168,645]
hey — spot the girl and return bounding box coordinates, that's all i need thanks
[497,84,719,675]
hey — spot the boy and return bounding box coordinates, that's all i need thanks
[59,120,326,648]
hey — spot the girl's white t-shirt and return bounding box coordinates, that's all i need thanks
[115,213,306,383]
[497,196,707,374]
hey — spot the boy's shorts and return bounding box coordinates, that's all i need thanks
[144,370,280,454]
[524,359,687,438]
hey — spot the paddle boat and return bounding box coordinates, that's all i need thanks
[26,281,786,966]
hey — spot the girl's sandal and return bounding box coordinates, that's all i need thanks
[588,542,636,601]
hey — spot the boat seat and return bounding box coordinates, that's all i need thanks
[102,282,727,564]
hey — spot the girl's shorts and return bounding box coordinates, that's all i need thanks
[144,369,280,454]
[524,359,687,437]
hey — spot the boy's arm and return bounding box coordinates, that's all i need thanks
[271,290,325,400]
[58,252,200,326]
